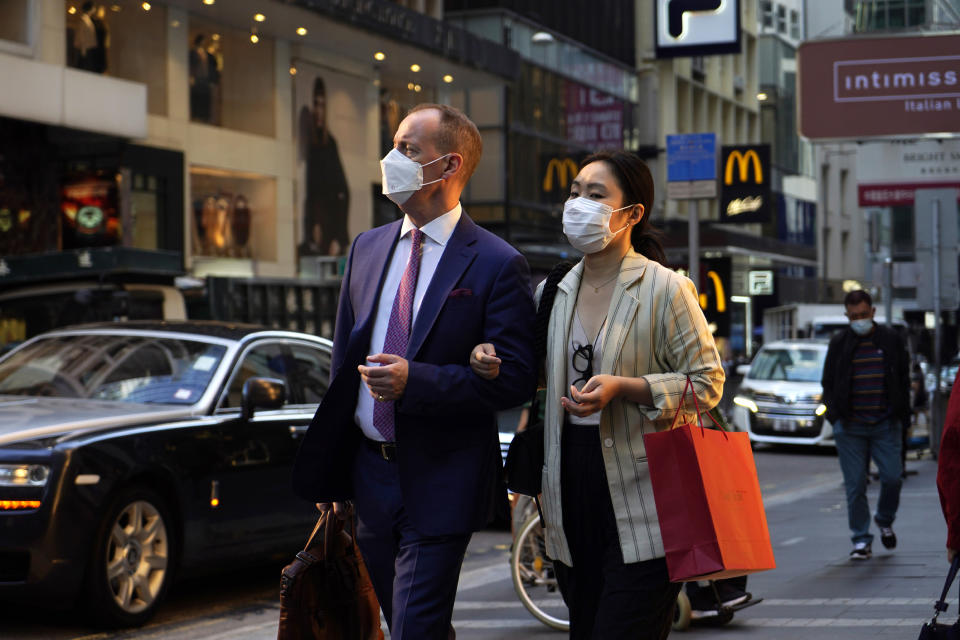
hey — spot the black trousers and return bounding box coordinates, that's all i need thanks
[554,423,681,640]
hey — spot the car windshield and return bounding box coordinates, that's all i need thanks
[0,334,227,404]
[749,347,825,382]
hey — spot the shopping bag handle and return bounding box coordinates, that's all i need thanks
[931,555,960,623]
[669,376,726,437]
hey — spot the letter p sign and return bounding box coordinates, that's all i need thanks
[655,0,741,58]
[668,0,722,38]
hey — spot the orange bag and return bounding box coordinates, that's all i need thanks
[643,378,776,582]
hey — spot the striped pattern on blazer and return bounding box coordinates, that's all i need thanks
[537,249,725,566]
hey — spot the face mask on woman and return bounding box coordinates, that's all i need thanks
[380,148,450,205]
[562,197,636,254]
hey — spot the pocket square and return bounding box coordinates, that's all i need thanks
[448,288,473,298]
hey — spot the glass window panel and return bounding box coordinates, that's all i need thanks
[190,167,277,261]
[189,18,275,136]
[65,0,167,116]
[0,0,30,45]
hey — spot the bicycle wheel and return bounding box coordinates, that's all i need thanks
[510,514,570,631]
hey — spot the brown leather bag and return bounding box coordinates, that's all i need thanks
[278,511,384,640]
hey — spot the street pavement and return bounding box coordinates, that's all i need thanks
[2,446,955,639]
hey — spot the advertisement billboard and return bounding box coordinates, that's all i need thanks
[798,34,960,139]
[857,139,960,206]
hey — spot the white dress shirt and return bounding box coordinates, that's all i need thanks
[355,203,462,441]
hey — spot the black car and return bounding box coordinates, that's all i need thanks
[0,322,331,626]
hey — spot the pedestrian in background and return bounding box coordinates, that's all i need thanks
[473,150,725,639]
[821,289,910,560]
[292,104,537,640]
[938,371,960,564]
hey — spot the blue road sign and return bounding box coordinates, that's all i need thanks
[667,133,717,182]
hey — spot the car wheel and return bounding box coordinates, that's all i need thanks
[85,487,175,628]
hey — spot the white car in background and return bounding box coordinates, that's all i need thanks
[731,340,834,446]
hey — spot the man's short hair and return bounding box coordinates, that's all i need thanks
[844,289,873,308]
[407,103,482,182]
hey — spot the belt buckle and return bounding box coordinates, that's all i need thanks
[379,442,396,461]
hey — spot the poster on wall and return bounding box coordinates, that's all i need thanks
[293,59,370,258]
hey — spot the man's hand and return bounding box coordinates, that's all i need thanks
[316,501,350,520]
[470,343,501,380]
[949,547,957,563]
[561,375,621,418]
[359,353,409,402]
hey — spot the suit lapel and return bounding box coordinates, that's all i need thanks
[406,214,479,359]
[601,251,647,375]
[353,222,402,333]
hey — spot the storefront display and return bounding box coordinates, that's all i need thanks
[190,167,275,261]
[61,173,121,249]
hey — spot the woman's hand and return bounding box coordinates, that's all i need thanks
[470,343,501,380]
[562,375,621,418]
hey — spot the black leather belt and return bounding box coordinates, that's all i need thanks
[362,436,398,462]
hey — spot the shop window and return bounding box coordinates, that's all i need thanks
[190,167,276,261]
[189,19,275,137]
[129,172,159,250]
[65,0,168,116]
[61,171,121,249]
[0,0,31,47]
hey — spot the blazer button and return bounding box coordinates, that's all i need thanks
[603,438,614,448]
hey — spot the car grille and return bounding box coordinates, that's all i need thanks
[750,413,824,438]
[752,392,820,418]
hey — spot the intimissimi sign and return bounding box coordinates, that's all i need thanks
[799,34,960,139]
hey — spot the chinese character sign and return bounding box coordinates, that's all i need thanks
[566,83,623,150]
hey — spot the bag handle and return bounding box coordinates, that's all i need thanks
[931,555,960,623]
[303,512,326,551]
[669,376,725,437]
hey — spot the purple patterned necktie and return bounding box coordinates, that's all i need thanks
[372,228,424,441]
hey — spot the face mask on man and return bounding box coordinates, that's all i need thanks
[562,197,636,254]
[850,318,873,336]
[380,148,450,205]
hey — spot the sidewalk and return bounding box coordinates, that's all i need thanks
[721,454,954,638]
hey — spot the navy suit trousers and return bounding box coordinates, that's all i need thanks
[352,443,470,640]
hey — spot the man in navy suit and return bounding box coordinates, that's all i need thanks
[292,104,536,639]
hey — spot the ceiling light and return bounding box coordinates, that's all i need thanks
[443,74,453,83]
[407,82,415,90]
[757,92,768,101]
[67,5,77,14]
[212,33,220,41]
[532,31,555,43]
[374,51,386,61]
[254,13,265,22]
[110,4,121,11]
[410,63,421,72]
[296,27,307,36]
[170,19,180,27]
[289,66,297,75]
[141,1,151,10]
[203,0,215,5]
[414,84,422,93]
[250,33,259,43]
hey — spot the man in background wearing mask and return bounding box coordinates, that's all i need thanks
[292,104,536,639]
[821,289,910,561]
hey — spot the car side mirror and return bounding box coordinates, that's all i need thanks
[241,377,286,420]
[736,364,751,376]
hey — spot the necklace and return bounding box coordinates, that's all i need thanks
[583,273,618,294]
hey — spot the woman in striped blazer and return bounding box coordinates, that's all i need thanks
[472,150,725,639]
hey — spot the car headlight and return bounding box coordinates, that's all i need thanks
[815,403,827,417]
[0,464,50,487]
[733,396,758,413]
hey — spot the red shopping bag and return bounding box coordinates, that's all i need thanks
[643,378,776,582]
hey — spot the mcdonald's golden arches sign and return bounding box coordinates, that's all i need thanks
[719,144,771,224]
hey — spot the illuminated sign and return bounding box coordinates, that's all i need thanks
[655,0,741,58]
[542,157,579,194]
[699,270,727,313]
[719,145,771,224]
